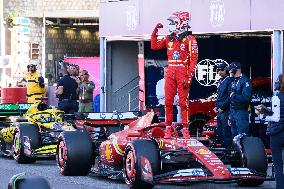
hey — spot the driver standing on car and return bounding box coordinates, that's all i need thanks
[228,61,252,137]
[151,11,198,139]
[215,63,233,148]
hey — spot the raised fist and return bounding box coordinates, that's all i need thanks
[155,23,164,29]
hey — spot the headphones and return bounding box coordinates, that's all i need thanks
[230,68,237,75]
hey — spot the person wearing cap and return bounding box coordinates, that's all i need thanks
[25,63,46,104]
[227,61,252,137]
[78,70,95,112]
[151,11,198,139]
[55,68,78,114]
[214,63,233,148]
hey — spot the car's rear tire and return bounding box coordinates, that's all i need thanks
[13,124,40,164]
[237,136,267,187]
[124,139,160,189]
[15,177,51,189]
[56,130,93,176]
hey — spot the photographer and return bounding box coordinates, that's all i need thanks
[78,70,95,112]
[256,74,284,189]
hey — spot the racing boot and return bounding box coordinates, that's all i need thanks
[164,126,172,139]
[182,127,190,139]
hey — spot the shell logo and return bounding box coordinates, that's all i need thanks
[195,149,211,155]
[168,42,173,50]
[105,143,112,160]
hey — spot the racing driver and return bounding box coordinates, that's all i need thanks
[151,11,198,138]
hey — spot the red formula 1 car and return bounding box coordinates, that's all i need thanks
[57,112,270,189]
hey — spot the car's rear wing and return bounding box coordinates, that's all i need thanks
[75,111,141,126]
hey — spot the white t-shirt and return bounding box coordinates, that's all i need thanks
[156,78,178,106]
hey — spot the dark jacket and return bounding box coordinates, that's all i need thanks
[216,76,233,111]
[57,75,78,101]
[230,74,252,110]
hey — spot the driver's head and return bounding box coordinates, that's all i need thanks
[167,11,190,34]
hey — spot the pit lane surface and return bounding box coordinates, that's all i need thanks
[0,157,276,189]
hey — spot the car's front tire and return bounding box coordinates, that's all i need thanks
[124,139,160,189]
[13,124,40,164]
[237,136,267,187]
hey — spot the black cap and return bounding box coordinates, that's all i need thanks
[227,61,241,71]
[217,62,227,69]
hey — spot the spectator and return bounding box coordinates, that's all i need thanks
[156,66,181,122]
[78,70,95,112]
[214,63,233,148]
[55,69,78,114]
[25,63,46,104]
[256,74,284,189]
[227,61,252,137]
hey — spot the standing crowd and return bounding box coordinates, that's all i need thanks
[25,62,95,114]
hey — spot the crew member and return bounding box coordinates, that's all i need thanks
[78,70,95,112]
[25,63,46,104]
[215,63,233,147]
[55,69,78,114]
[228,61,252,137]
[151,11,198,138]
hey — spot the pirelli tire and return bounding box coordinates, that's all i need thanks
[13,177,51,189]
[124,139,161,189]
[237,136,268,187]
[56,130,93,176]
[13,124,40,164]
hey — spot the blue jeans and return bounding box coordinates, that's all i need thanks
[230,109,249,137]
[270,129,284,189]
[58,100,78,114]
[217,111,232,148]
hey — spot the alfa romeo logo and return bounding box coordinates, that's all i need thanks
[195,59,228,86]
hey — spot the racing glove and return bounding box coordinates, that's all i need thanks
[152,23,163,36]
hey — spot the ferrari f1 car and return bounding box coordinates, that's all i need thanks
[57,112,270,189]
[0,99,75,163]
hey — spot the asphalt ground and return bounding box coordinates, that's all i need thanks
[0,157,276,189]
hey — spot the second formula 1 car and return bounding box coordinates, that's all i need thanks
[57,112,270,189]
[0,99,76,163]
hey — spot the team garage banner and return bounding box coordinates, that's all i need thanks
[64,57,100,97]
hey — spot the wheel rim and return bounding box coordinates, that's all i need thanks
[13,132,20,155]
[58,140,67,168]
[125,150,136,181]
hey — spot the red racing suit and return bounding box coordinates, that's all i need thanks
[151,30,198,126]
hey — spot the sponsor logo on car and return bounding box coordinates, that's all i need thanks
[173,169,205,177]
[195,149,211,155]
